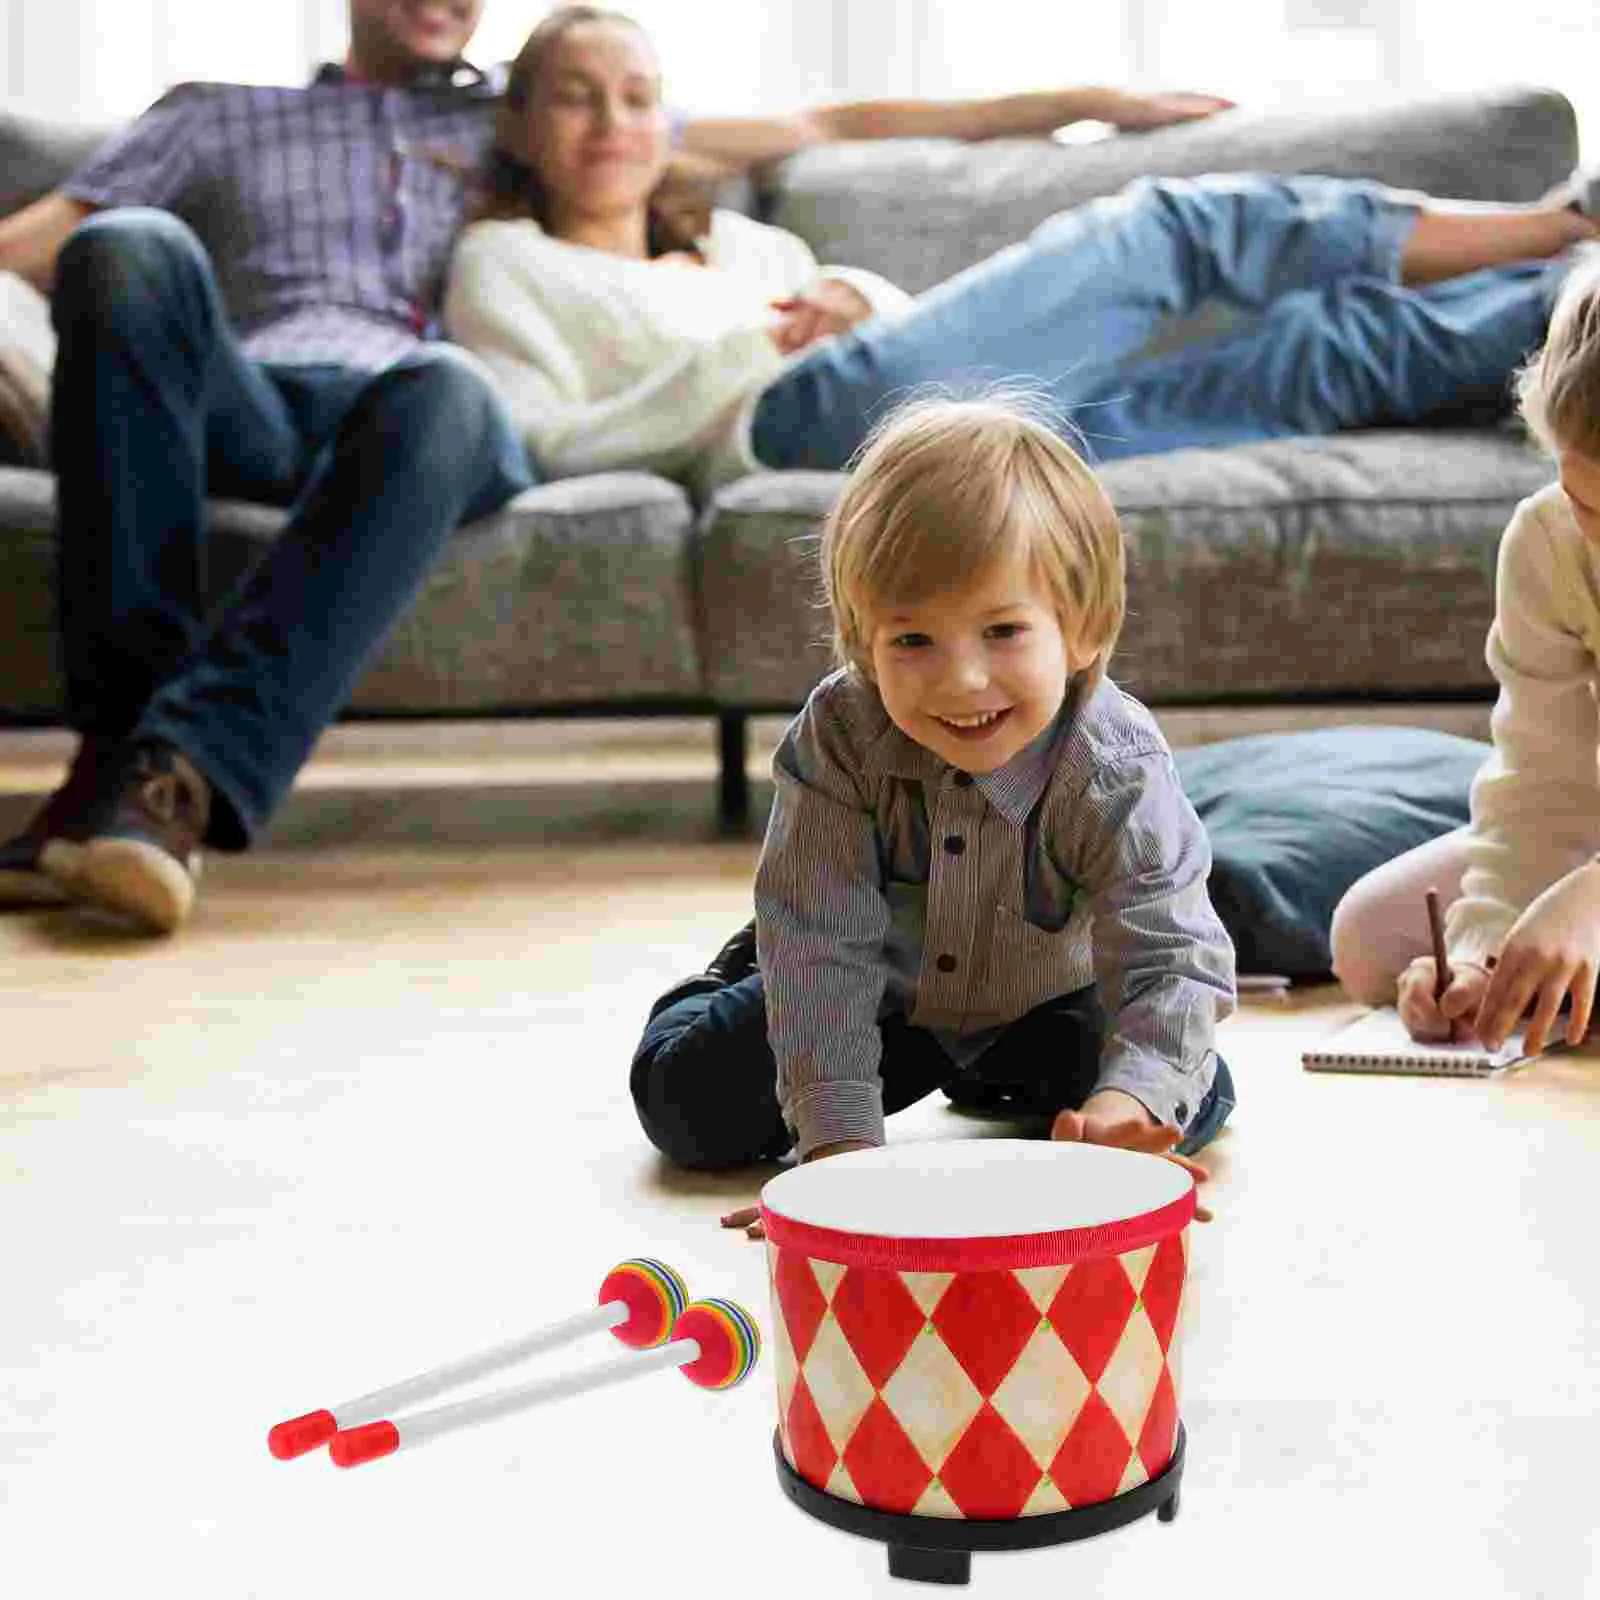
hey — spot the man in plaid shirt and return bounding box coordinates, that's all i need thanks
[0,0,1234,936]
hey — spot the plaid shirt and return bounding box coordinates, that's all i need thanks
[753,667,1237,1160]
[61,64,689,372]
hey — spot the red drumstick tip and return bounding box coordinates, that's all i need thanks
[329,1421,401,1469]
[268,1409,339,1460]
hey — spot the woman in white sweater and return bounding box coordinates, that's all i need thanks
[444,7,1600,502]
[1331,256,1600,1058]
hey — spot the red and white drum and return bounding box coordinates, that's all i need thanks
[758,1139,1194,1523]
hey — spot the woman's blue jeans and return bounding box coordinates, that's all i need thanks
[49,208,532,848]
[750,173,1564,468]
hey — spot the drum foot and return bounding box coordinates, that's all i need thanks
[888,1545,971,1585]
[774,1424,1186,1584]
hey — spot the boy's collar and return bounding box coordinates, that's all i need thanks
[863,677,1085,824]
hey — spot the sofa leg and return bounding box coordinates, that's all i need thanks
[717,712,750,833]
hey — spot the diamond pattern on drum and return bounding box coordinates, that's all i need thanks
[767,1223,1187,1521]
[1045,1257,1138,1384]
[931,1268,1042,1398]
[829,1266,926,1390]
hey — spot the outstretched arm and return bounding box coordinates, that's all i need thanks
[0,194,96,293]
[675,86,1234,174]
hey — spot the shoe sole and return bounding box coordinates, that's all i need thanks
[65,838,196,934]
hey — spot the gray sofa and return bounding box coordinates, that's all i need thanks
[0,87,1576,826]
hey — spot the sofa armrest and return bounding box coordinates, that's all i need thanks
[762,86,1578,294]
[0,114,118,220]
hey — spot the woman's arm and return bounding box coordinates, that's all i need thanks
[0,194,96,293]
[675,87,1234,173]
[1446,497,1600,969]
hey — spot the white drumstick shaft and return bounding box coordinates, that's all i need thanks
[336,1300,630,1425]
[390,1335,701,1450]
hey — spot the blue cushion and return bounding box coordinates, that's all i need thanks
[1172,725,1489,979]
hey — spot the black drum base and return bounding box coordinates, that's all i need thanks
[773,1420,1185,1586]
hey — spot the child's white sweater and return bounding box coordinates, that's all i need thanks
[1447,481,1600,968]
[443,207,913,498]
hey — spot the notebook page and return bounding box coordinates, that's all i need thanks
[1302,1006,1531,1074]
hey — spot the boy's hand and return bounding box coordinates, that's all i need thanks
[1473,860,1600,1053]
[1396,956,1491,1044]
[1051,1088,1213,1222]
[719,1139,877,1240]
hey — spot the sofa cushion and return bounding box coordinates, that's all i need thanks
[0,112,115,218]
[0,272,54,467]
[0,468,703,718]
[762,89,1577,295]
[697,428,1553,707]
[1173,725,1488,978]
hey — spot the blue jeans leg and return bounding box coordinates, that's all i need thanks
[49,209,305,743]
[49,210,533,848]
[750,173,1420,470]
[135,345,531,845]
[1071,258,1558,462]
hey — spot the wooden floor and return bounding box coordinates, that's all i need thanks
[2,717,1596,1600]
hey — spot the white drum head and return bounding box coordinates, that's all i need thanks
[760,1139,1190,1240]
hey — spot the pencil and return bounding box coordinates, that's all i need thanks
[1425,886,1451,1000]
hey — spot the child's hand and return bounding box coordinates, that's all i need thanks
[1473,860,1600,1053]
[719,1139,877,1240]
[1396,955,1491,1043]
[1051,1089,1213,1222]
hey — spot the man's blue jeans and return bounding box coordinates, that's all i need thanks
[631,974,1236,1172]
[49,208,533,848]
[751,173,1563,468]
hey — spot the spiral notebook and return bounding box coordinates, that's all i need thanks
[1302,1007,1531,1077]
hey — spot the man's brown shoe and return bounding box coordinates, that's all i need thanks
[0,735,116,909]
[52,742,210,934]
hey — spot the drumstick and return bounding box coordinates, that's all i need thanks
[267,1258,688,1460]
[328,1298,761,1468]
[1425,887,1452,1001]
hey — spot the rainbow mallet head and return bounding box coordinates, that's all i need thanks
[672,1297,761,1389]
[599,1258,690,1349]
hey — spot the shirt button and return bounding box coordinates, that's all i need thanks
[936,954,957,974]
[953,772,973,788]
[943,835,965,855]
[1174,1101,1189,1123]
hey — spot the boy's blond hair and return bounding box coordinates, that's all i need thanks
[820,390,1126,693]
[1517,255,1600,459]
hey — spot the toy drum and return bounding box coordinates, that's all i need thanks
[759,1140,1194,1585]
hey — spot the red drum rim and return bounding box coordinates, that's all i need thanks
[759,1188,1194,1271]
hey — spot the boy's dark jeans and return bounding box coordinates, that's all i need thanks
[631,974,1236,1171]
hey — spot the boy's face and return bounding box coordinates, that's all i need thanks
[866,557,1089,774]
[1559,449,1600,544]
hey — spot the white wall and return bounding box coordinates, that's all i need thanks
[3,0,1596,159]
[4,0,343,124]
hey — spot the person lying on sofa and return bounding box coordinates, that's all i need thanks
[445,2,1600,508]
[0,0,1240,933]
